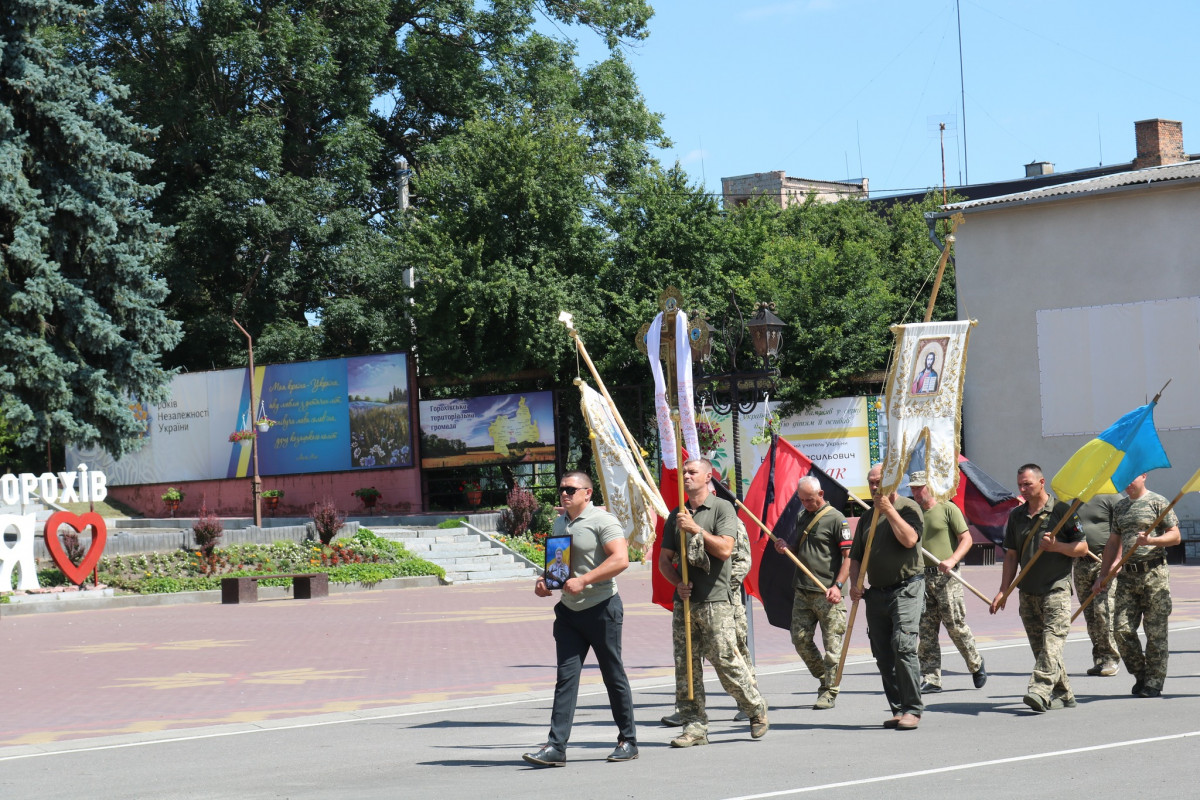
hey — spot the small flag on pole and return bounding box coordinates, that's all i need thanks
[1051,402,1171,502]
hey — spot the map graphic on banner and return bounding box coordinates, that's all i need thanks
[66,353,414,486]
[699,396,885,498]
[419,392,555,469]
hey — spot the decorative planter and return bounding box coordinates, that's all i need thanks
[239,438,253,449]
[257,421,271,433]
[164,499,180,518]
[466,490,483,507]
[361,496,378,510]
[264,496,280,516]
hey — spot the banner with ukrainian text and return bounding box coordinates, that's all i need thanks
[418,392,556,469]
[66,353,414,485]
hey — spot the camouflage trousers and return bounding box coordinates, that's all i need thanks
[918,570,982,687]
[789,590,846,695]
[1017,587,1073,704]
[1114,563,1172,690]
[1073,557,1120,668]
[673,600,765,736]
[732,592,758,692]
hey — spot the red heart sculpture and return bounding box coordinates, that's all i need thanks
[44,512,108,587]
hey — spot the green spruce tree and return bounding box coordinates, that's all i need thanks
[0,0,181,457]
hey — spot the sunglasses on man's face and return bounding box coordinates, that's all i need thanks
[559,485,586,496]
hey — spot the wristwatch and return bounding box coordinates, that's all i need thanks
[834,581,844,590]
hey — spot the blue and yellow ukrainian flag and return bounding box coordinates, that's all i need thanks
[1051,402,1171,502]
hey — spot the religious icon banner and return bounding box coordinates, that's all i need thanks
[879,320,975,501]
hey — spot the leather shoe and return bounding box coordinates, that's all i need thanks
[920,680,942,693]
[1138,686,1162,698]
[883,715,902,729]
[607,740,639,762]
[1085,664,1104,676]
[972,659,988,689]
[896,713,920,730]
[522,744,566,767]
[1132,674,1146,696]
[733,709,749,721]
[660,712,683,727]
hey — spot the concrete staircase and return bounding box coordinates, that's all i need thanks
[374,525,540,584]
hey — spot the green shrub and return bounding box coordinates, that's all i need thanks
[436,517,467,529]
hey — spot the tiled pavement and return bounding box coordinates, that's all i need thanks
[4,563,1200,748]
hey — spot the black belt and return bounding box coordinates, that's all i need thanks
[1124,556,1166,575]
[924,565,960,576]
[872,573,925,594]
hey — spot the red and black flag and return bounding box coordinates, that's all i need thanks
[953,454,1020,545]
[739,436,849,630]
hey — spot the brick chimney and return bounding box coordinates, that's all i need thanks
[1133,118,1185,169]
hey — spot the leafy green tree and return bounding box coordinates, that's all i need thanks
[89,0,656,371]
[733,192,954,412]
[0,0,181,456]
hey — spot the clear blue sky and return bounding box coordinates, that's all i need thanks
[553,0,1200,198]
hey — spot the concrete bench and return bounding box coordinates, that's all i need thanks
[220,573,329,604]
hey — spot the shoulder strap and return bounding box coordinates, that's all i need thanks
[794,504,833,553]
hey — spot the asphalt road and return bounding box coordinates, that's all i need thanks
[4,565,1200,799]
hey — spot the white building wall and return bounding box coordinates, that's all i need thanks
[953,181,1200,530]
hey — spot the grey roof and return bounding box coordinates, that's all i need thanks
[938,160,1200,214]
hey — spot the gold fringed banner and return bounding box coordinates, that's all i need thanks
[580,382,668,548]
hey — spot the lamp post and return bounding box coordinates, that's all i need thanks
[232,318,263,527]
[688,294,785,501]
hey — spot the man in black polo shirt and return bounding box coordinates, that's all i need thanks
[849,464,925,730]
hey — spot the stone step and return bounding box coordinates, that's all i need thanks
[445,565,539,583]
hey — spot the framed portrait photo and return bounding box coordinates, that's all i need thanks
[543,534,572,590]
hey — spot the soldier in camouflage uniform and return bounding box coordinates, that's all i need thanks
[989,464,1086,713]
[773,475,850,710]
[658,459,768,747]
[661,515,756,727]
[909,471,987,693]
[1097,474,1180,697]
[1073,493,1122,676]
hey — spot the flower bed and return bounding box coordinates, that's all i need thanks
[29,529,443,594]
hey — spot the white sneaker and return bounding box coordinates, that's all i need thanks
[1099,663,1120,677]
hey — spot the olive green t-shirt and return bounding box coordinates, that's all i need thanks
[556,503,625,611]
[849,496,924,587]
[1001,493,1084,595]
[1113,490,1178,564]
[793,503,851,592]
[922,501,969,562]
[1077,493,1121,553]
[663,493,737,604]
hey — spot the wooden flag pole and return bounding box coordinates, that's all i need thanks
[845,489,992,606]
[1000,498,1083,604]
[672,410,694,700]
[834,509,882,688]
[919,547,992,605]
[1072,470,1199,622]
[731,496,828,593]
[923,215,961,323]
[558,312,661,498]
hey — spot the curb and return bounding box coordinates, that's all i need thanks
[0,574,442,617]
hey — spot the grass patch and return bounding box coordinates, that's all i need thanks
[27,528,443,595]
